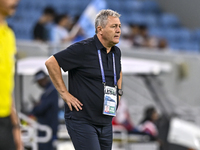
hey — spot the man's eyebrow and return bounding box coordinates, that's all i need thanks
[111,24,121,26]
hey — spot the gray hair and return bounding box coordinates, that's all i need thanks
[95,9,121,33]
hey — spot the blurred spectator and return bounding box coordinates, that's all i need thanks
[126,24,168,50]
[147,36,168,50]
[50,14,74,43]
[33,6,56,42]
[112,99,139,134]
[137,106,164,149]
[68,15,80,31]
[157,38,168,49]
[121,24,150,48]
[30,70,59,150]
[129,24,140,40]
[133,24,149,47]
[137,106,159,140]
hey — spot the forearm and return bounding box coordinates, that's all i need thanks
[62,36,74,42]
[117,71,123,101]
[10,97,20,127]
[117,71,122,89]
[11,98,23,150]
[10,105,20,127]
[45,56,69,96]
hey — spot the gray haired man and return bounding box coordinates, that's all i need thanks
[45,9,123,150]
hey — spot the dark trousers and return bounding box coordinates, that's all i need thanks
[0,116,16,150]
[65,118,113,150]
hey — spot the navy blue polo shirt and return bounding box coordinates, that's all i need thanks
[54,35,121,125]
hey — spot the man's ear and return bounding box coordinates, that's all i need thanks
[97,26,103,34]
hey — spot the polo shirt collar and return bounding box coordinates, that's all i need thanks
[94,34,115,52]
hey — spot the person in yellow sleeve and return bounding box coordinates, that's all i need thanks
[0,0,23,150]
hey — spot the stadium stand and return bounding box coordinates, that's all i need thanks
[7,0,200,52]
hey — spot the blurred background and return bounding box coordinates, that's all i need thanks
[10,0,200,150]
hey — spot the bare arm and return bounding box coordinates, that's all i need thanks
[10,98,23,150]
[117,71,123,101]
[45,56,83,111]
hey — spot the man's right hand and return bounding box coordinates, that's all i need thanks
[61,92,83,111]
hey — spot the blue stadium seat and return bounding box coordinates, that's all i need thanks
[164,29,177,41]
[169,41,200,53]
[144,14,158,27]
[122,1,144,13]
[149,27,192,46]
[127,13,146,25]
[164,28,192,42]
[143,0,160,14]
[192,29,200,42]
[168,41,182,51]
[159,13,180,28]
[182,42,200,52]
[107,1,122,12]
[177,28,192,41]
[148,27,166,38]
[11,20,33,40]
[126,13,158,27]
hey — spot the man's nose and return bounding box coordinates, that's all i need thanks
[116,27,121,33]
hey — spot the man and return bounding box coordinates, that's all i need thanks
[50,14,74,43]
[30,70,59,150]
[33,6,56,42]
[0,0,23,150]
[45,9,123,150]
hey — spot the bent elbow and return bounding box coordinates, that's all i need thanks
[45,59,50,68]
[45,56,59,70]
[45,56,54,68]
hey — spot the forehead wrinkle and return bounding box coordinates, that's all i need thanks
[107,19,120,25]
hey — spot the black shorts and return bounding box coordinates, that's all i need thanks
[0,116,16,150]
[65,118,113,150]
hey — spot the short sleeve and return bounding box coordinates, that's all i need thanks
[54,43,85,72]
[115,46,122,72]
[118,48,122,71]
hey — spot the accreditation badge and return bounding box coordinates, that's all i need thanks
[103,86,117,116]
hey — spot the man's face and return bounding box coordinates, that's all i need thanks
[0,0,19,17]
[46,14,54,23]
[36,78,46,88]
[60,17,70,28]
[101,16,121,46]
